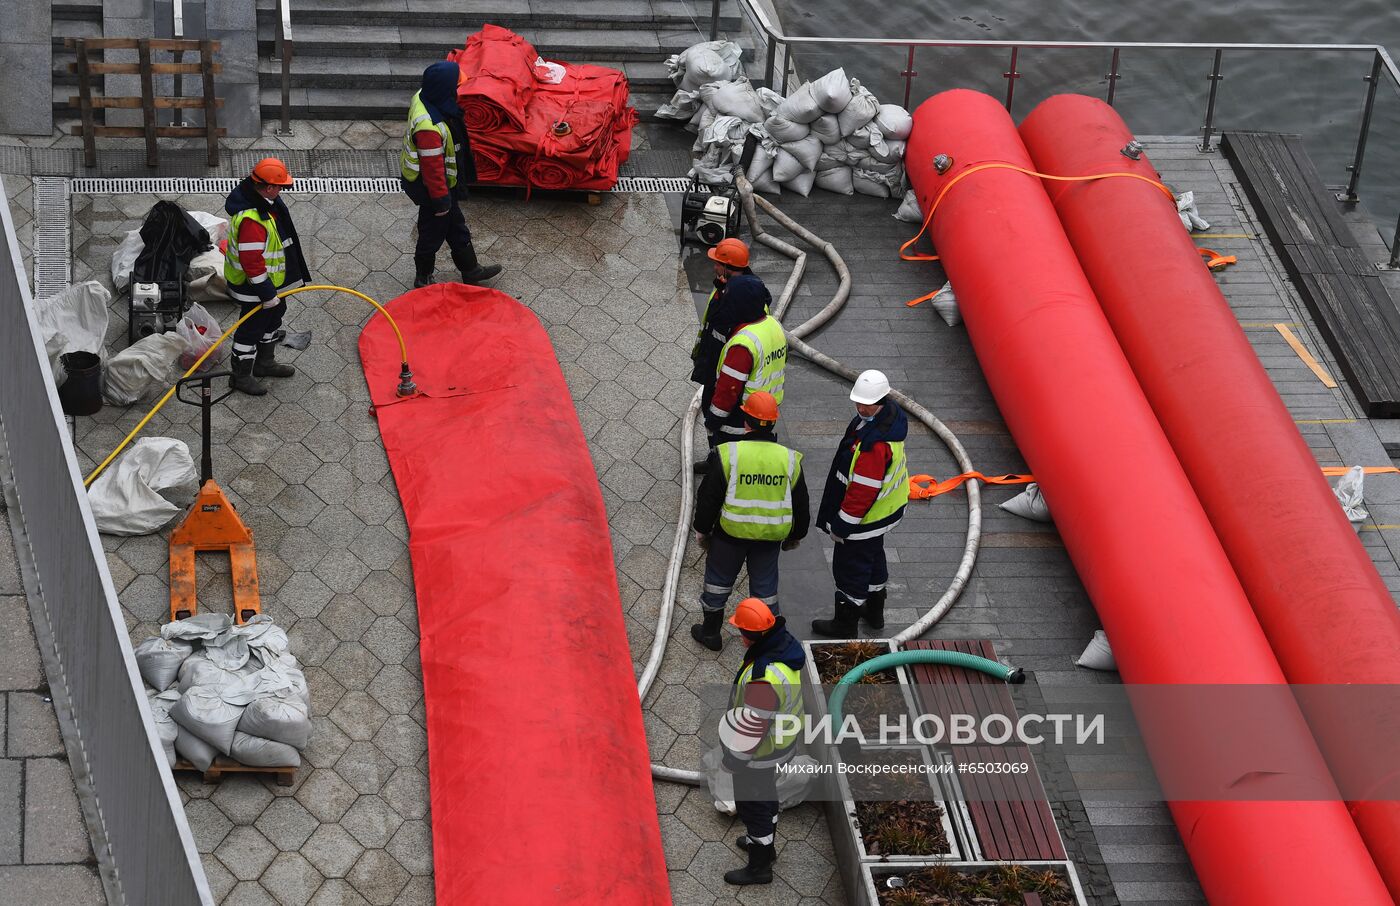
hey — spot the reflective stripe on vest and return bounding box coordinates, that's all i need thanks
[733,661,804,761]
[841,439,909,539]
[400,92,459,187]
[717,315,786,406]
[717,441,802,541]
[224,209,289,289]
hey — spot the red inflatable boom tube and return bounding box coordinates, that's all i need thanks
[906,89,1392,904]
[1020,94,1400,899]
[360,286,670,905]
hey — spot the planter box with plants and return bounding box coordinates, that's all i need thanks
[866,861,1089,906]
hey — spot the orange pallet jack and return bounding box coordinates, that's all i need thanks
[168,371,261,625]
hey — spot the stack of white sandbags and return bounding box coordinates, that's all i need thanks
[134,613,311,771]
[656,40,745,125]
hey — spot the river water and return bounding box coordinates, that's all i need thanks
[769,0,1400,223]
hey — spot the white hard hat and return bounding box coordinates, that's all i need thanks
[850,369,890,405]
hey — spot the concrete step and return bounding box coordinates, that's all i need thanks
[256,55,674,91]
[51,0,103,21]
[254,0,741,31]
[258,85,674,121]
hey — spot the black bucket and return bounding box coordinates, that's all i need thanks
[58,351,103,417]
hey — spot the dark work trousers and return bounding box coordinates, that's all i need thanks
[734,763,780,843]
[701,535,781,615]
[831,535,888,607]
[231,298,286,360]
[415,197,473,258]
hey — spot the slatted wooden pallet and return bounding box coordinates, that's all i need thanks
[1224,131,1400,417]
[174,757,296,787]
[65,37,226,169]
[903,639,1067,862]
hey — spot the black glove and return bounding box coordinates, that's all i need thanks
[252,278,278,306]
[430,193,452,215]
[451,182,470,202]
[782,539,801,551]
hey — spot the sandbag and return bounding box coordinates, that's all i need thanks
[185,248,228,303]
[771,148,804,184]
[175,302,226,374]
[231,731,301,768]
[170,684,256,756]
[814,166,854,195]
[746,141,776,182]
[836,81,880,134]
[930,281,961,327]
[852,168,892,198]
[781,169,816,197]
[1076,630,1117,671]
[87,437,198,536]
[135,636,195,691]
[875,103,914,140]
[762,113,809,144]
[755,87,784,116]
[111,230,144,292]
[1176,191,1212,232]
[1334,465,1368,530]
[698,78,765,123]
[235,614,290,660]
[1000,482,1052,522]
[655,87,701,121]
[780,135,822,172]
[238,695,312,749]
[102,332,184,406]
[147,688,180,767]
[809,114,842,145]
[164,612,234,645]
[869,138,906,165]
[846,122,883,151]
[667,40,743,91]
[775,83,823,124]
[175,725,217,771]
[178,653,234,694]
[894,189,923,223]
[811,69,853,113]
[749,166,781,196]
[33,281,111,378]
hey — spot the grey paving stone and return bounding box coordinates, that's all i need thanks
[380,767,429,823]
[329,691,390,743]
[335,741,395,796]
[23,758,90,863]
[0,759,19,864]
[372,714,426,767]
[384,819,431,877]
[345,849,410,906]
[257,797,320,852]
[202,856,239,902]
[360,617,416,667]
[260,851,326,906]
[225,881,280,906]
[306,878,373,906]
[340,795,402,850]
[217,825,279,881]
[287,619,340,667]
[213,774,277,826]
[0,597,42,690]
[0,866,104,905]
[324,642,384,691]
[6,691,60,757]
[294,769,360,826]
[365,664,421,716]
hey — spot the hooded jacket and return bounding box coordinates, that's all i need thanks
[224,178,311,300]
[405,61,478,210]
[705,275,780,433]
[690,269,763,385]
[693,425,809,544]
[817,399,910,538]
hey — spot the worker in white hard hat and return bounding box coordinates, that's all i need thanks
[811,370,911,637]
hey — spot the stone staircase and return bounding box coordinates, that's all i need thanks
[50,0,104,123]
[254,0,753,122]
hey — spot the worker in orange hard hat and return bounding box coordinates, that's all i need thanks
[691,390,808,652]
[222,157,311,395]
[691,238,772,472]
[718,596,805,886]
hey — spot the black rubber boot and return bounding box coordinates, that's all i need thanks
[862,588,887,630]
[413,253,436,288]
[253,342,295,378]
[723,841,775,886]
[690,608,724,651]
[735,836,780,861]
[451,244,503,285]
[229,356,267,396]
[811,594,861,638]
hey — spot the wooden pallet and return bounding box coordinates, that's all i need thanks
[174,756,296,787]
[65,37,226,169]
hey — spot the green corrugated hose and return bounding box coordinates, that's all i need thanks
[827,650,1025,728]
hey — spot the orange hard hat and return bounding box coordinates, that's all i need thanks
[740,391,779,424]
[251,157,293,187]
[729,598,776,632]
[707,237,749,268]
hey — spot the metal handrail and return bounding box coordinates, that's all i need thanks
[171,0,186,127]
[273,0,294,135]
[730,0,1400,266]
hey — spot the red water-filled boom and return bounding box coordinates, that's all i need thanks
[359,286,670,905]
[905,88,1392,905]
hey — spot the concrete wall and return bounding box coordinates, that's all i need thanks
[0,1,53,135]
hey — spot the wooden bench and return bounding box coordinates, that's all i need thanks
[1224,132,1400,417]
[902,639,1066,861]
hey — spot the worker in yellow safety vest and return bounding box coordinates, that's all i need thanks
[703,274,785,451]
[717,597,805,886]
[691,391,809,651]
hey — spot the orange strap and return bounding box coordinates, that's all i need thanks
[901,162,1175,304]
[1199,247,1237,270]
[910,465,1400,500]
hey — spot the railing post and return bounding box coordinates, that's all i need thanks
[709,0,720,41]
[776,40,788,96]
[1199,48,1223,152]
[1339,51,1383,203]
[764,37,777,90]
[1105,47,1121,106]
[1380,210,1400,271]
[276,0,294,136]
[901,46,917,110]
[1003,47,1021,115]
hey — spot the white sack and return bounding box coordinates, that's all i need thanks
[688,161,734,186]
[164,612,234,644]
[655,87,701,121]
[775,82,823,124]
[231,731,301,768]
[763,113,809,144]
[781,135,822,172]
[815,147,847,170]
[749,166,782,196]
[135,636,195,691]
[1335,465,1368,530]
[755,87,784,116]
[746,141,776,183]
[103,331,184,406]
[1076,630,1117,671]
[1175,191,1211,232]
[875,103,914,140]
[189,211,228,249]
[894,189,923,223]
[869,139,906,165]
[930,281,960,327]
[837,81,880,135]
[87,437,198,536]
[111,230,144,292]
[238,696,312,749]
[236,615,291,660]
[814,166,855,195]
[170,683,258,756]
[852,168,892,198]
[771,149,804,184]
[147,688,181,768]
[185,248,228,303]
[811,68,853,113]
[666,41,743,91]
[781,169,817,197]
[175,725,218,771]
[33,281,111,376]
[846,122,883,152]
[698,78,765,123]
[703,745,816,809]
[1000,482,1052,522]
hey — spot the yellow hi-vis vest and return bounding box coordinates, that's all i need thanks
[400,92,459,187]
[717,440,803,541]
[717,314,787,406]
[839,439,910,539]
[224,208,294,295]
[733,660,803,762]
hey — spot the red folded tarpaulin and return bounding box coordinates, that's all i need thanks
[448,24,538,132]
[359,285,670,905]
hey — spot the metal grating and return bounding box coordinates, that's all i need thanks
[69,177,405,195]
[32,177,71,300]
[613,176,692,192]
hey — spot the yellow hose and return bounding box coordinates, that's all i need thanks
[82,284,403,488]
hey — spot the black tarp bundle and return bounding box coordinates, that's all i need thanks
[132,201,212,285]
